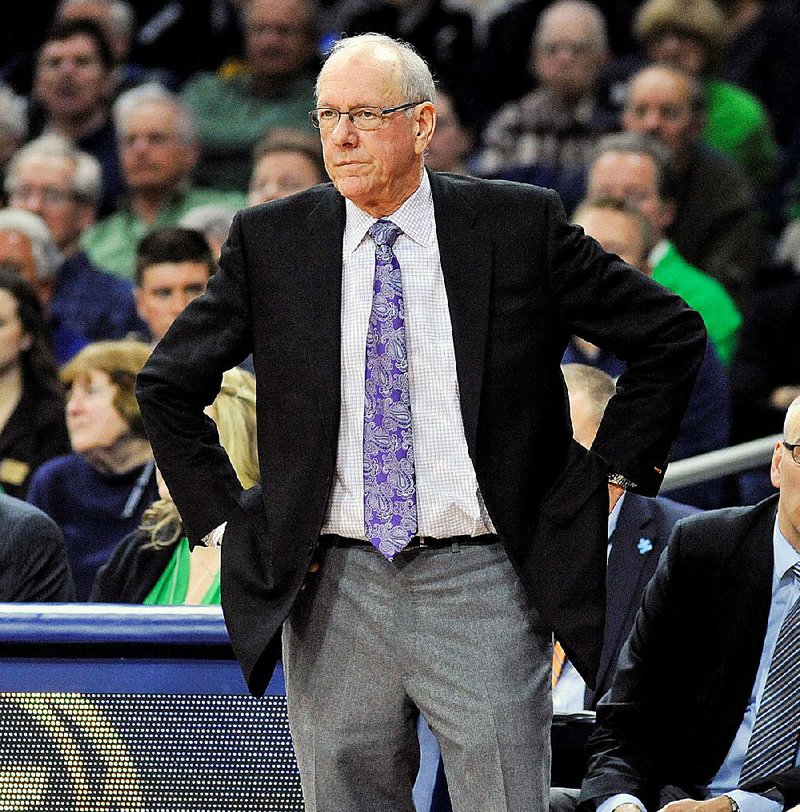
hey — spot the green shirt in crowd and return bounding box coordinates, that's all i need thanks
[182,69,316,189]
[81,187,245,279]
[702,78,778,194]
[651,239,741,367]
[144,537,220,606]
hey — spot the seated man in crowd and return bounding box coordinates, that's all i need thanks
[568,197,730,508]
[247,129,325,207]
[621,63,763,309]
[182,0,319,191]
[0,493,75,601]
[475,0,615,212]
[586,132,741,367]
[5,135,145,343]
[133,226,215,344]
[632,0,778,195]
[564,395,800,812]
[0,209,86,364]
[31,18,123,216]
[82,83,243,279]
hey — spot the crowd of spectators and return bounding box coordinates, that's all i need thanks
[0,0,796,609]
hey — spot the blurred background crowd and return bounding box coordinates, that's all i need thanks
[1,0,799,603]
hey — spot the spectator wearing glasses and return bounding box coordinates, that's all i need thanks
[81,83,243,280]
[474,0,616,210]
[6,135,145,343]
[182,0,320,192]
[621,64,763,309]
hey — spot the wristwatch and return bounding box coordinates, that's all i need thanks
[608,473,637,490]
[726,795,740,812]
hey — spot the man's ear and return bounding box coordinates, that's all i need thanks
[770,442,783,490]
[414,102,436,156]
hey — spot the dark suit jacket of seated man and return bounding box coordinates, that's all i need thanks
[136,32,706,812]
[577,399,800,812]
[0,494,75,601]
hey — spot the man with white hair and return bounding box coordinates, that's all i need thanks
[138,32,705,810]
[475,0,615,191]
[5,135,144,342]
[0,209,86,363]
[81,83,244,279]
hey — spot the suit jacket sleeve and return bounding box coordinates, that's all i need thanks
[544,191,707,494]
[136,211,254,543]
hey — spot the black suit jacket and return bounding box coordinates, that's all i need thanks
[136,172,706,695]
[587,493,700,709]
[0,494,75,601]
[580,494,800,810]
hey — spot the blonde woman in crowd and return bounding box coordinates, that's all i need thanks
[91,368,257,605]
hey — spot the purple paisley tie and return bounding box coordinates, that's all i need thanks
[363,219,418,560]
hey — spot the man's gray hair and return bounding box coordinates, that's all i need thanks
[591,131,675,201]
[113,82,197,145]
[534,0,609,51]
[0,209,61,281]
[5,134,102,207]
[316,33,436,107]
[179,204,239,246]
[0,84,27,141]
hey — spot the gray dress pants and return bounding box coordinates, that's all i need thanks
[283,540,553,812]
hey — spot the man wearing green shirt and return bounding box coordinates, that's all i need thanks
[587,132,741,366]
[181,0,319,191]
[82,84,244,279]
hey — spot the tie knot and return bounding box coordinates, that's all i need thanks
[368,219,402,248]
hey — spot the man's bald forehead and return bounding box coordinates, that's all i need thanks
[535,0,608,48]
[627,65,692,104]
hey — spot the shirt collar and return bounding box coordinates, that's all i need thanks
[773,513,800,585]
[343,168,435,254]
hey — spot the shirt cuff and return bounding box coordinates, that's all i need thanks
[724,790,782,812]
[597,794,646,812]
[201,522,227,548]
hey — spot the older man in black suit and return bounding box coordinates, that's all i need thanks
[136,33,705,812]
[576,396,800,812]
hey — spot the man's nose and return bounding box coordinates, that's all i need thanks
[329,114,358,145]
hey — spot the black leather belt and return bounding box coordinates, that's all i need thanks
[320,534,497,553]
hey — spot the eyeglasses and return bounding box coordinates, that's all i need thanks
[10,186,74,206]
[783,441,800,465]
[308,101,427,132]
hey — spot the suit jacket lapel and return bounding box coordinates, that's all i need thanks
[429,172,493,458]
[303,188,345,463]
[594,495,654,698]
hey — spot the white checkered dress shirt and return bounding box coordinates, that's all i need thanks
[321,171,496,540]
